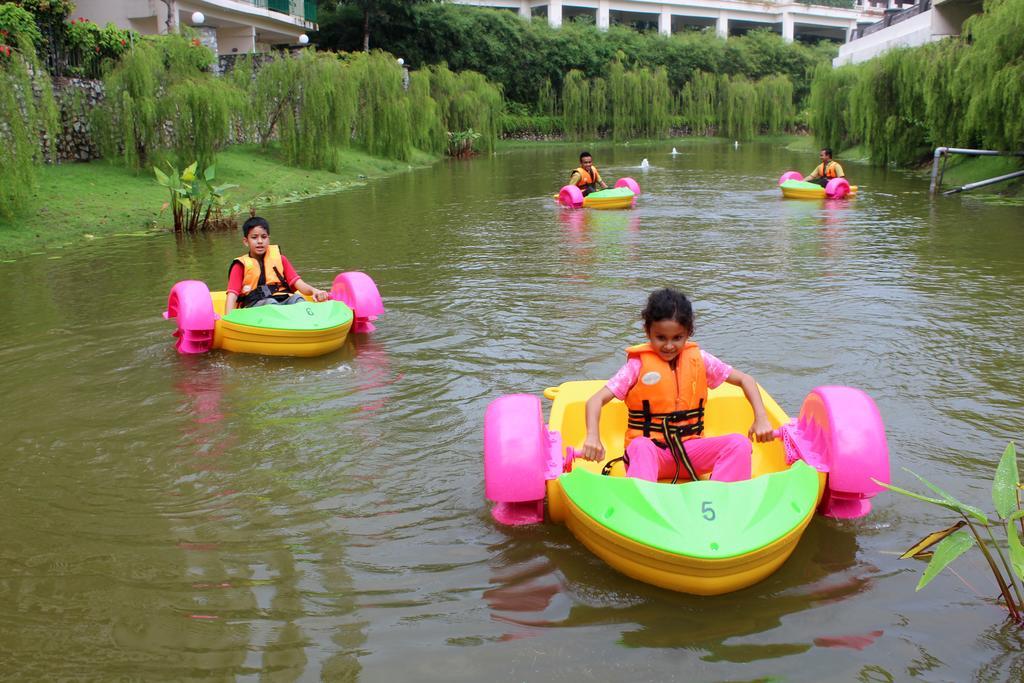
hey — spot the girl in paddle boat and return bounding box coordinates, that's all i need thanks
[579,288,774,483]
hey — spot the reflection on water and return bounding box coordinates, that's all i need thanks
[1,140,1023,680]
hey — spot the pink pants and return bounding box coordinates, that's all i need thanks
[625,434,752,483]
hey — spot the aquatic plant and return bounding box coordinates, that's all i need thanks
[879,442,1024,625]
[154,161,237,233]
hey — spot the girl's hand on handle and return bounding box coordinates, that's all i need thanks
[312,288,329,302]
[748,415,774,443]
[580,436,605,462]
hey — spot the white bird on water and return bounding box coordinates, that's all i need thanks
[734,140,740,149]
[640,158,650,170]
[671,147,679,155]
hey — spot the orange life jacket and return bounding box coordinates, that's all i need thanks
[572,165,601,189]
[816,160,841,179]
[623,342,708,480]
[231,245,292,307]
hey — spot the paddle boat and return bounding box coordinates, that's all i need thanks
[163,272,383,357]
[778,171,858,199]
[557,178,641,210]
[483,380,889,595]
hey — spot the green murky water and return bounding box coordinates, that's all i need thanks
[2,141,1023,680]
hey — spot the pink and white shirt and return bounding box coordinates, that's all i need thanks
[605,350,733,400]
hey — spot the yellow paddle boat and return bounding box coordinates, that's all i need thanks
[778,171,857,199]
[556,178,641,210]
[484,380,889,595]
[164,272,383,357]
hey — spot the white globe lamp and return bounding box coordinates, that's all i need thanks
[191,11,205,25]
[298,34,309,45]
[397,57,404,66]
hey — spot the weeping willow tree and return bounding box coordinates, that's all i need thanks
[607,60,670,141]
[755,74,794,135]
[425,63,503,154]
[954,0,1024,151]
[808,0,1024,166]
[408,70,445,154]
[608,59,640,141]
[0,41,59,218]
[590,77,608,136]
[680,70,719,135]
[720,76,758,141]
[562,69,592,140]
[161,78,242,169]
[846,48,931,166]
[93,34,219,170]
[807,63,858,153]
[536,78,557,117]
[347,50,412,160]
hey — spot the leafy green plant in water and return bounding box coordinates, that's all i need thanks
[879,442,1024,625]
[446,128,480,158]
[154,161,238,233]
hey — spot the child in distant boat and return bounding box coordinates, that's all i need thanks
[578,288,772,483]
[224,216,329,314]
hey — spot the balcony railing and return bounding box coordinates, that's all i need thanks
[237,0,316,23]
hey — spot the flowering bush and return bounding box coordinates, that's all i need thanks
[66,18,134,77]
[0,4,42,48]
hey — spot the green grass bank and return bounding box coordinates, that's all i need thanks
[0,145,438,260]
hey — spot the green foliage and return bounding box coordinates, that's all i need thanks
[65,18,134,77]
[408,69,445,153]
[162,77,242,169]
[809,0,1024,166]
[721,75,758,141]
[679,70,719,135]
[446,128,480,157]
[424,63,503,155]
[880,442,1024,625]
[0,3,42,49]
[756,74,794,134]
[154,160,237,233]
[536,77,557,116]
[0,40,59,218]
[325,5,834,110]
[93,33,226,170]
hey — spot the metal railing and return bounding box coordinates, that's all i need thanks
[851,0,930,40]
[929,147,1024,195]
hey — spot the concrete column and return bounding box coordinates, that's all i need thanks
[519,0,530,20]
[659,10,671,36]
[716,12,729,38]
[781,12,794,42]
[597,0,610,30]
[549,0,562,28]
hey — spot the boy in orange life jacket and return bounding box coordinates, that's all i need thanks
[224,216,329,314]
[803,147,845,188]
[579,288,774,483]
[569,151,608,196]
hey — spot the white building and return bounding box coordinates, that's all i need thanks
[73,0,316,55]
[834,0,982,65]
[453,0,888,43]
